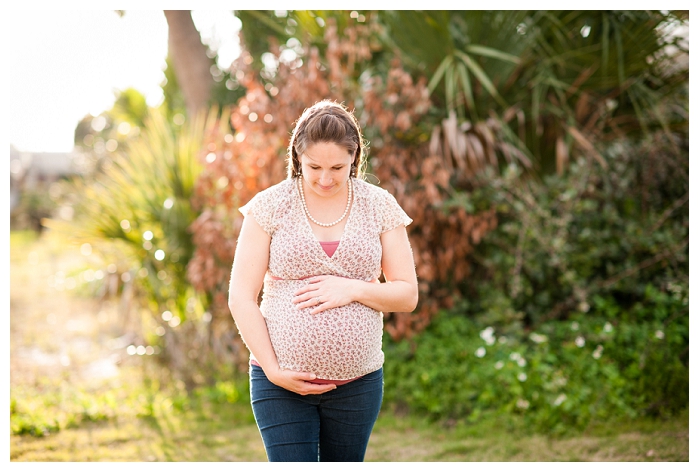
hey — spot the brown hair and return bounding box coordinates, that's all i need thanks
[287,100,366,179]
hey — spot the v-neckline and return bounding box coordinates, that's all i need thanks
[296,177,355,260]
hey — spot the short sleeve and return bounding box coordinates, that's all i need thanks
[378,189,412,233]
[239,190,277,236]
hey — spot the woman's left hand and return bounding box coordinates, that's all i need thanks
[293,275,358,314]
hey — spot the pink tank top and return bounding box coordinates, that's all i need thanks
[319,240,340,258]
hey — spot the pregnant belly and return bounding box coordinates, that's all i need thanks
[260,285,384,380]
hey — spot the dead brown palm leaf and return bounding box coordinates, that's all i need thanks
[476,121,499,167]
[467,132,487,171]
[568,126,608,170]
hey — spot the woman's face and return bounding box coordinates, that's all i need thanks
[300,142,353,198]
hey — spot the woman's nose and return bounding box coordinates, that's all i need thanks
[319,171,333,185]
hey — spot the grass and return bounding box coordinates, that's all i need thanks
[10,380,689,461]
[10,373,689,462]
[9,229,690,461]
[10,373,265,461]
[368,410,689,461]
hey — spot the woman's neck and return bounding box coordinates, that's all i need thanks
[299,177,353,241]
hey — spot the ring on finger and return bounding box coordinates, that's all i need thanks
[315,297,321,305]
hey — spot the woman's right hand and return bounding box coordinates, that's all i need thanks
[267,368,337,395]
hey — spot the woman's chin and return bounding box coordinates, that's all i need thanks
[313,183,339,195]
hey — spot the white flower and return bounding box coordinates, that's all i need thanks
[530,332,548,344]
[516,398,530,409]
[592,345,604,359]
[475,347,486,358]
[494,361,504,370]
[571,321,579,331]
[578,301,590,313]
[480,327,496,345]
[518,373,527,382]
[575,336,585,347]
[480,326,494,340]
[603,322,613,333]
[655,330,665,339]
[509,352,522,362]
[517,357,527,367]
[498,336,508,344]
[553,394,567,406]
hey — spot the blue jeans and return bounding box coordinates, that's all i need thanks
[249,364,383,462]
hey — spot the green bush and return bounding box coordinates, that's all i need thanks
[383,135,688,431]
[463,146,688,329]
[383,281,687,432]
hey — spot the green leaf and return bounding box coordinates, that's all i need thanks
[445,63,456,112]
[456,60,476,118]
[455,50,508,108]
[465,44,520,64]
[428,55,454,93]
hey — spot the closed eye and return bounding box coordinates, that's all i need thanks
[309,165,345,170]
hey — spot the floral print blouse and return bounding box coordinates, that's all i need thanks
[239,177,412,380]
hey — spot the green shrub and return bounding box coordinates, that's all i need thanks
[383,279,687,432]
[461,143,688,330]
[198,380,246,405]
[384,138,688,431]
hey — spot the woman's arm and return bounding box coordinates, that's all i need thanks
[228,215,337,394]
[293,225,418,314]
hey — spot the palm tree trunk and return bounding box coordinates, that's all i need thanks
[163,10,214,116]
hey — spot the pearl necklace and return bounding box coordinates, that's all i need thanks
[298,176,353,227]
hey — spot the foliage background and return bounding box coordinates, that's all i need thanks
[22,10,689,433]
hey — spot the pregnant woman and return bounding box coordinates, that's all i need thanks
[228,100,418,462]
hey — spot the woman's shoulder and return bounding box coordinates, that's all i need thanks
[255,178,295,198]
[353,177,391,198]
[239,179,296,235]
[246,178,295,206]
[353,177,398,204]
[353,177,412,230]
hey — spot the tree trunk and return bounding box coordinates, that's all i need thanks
[163,10,214,116]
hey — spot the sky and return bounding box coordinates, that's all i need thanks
[9,2,684,153]
[9,9,242,153]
